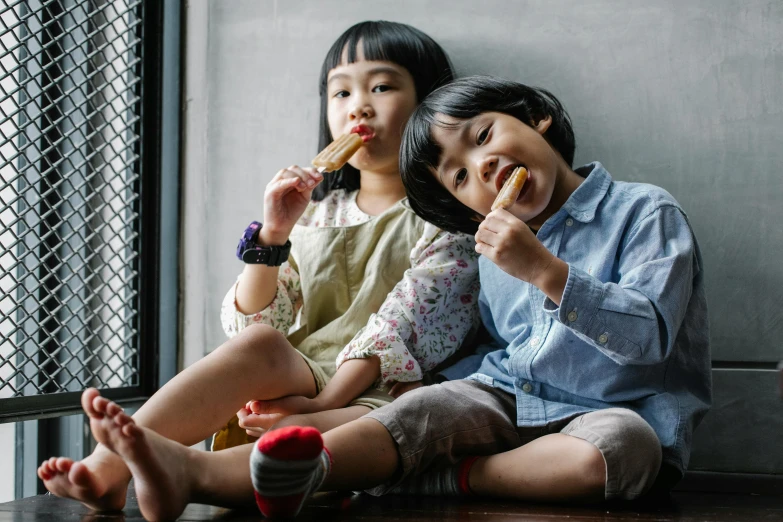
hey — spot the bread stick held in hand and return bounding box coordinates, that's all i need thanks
[312,133,363,172]
[491,166,529,211]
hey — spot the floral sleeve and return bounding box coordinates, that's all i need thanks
[220,263,303,338]
[336,223,480,384]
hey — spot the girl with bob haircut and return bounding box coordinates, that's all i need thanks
[38,22,480,521]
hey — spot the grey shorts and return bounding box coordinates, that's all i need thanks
[364,379,663,500]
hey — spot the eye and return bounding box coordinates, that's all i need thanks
[477,126,490,145]
[454,168,468,187]
[372,84,392,93]
[333,90,349,98]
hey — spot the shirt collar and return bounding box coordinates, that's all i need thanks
[560,162,612,223]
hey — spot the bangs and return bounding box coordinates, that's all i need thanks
[400,104,443,180]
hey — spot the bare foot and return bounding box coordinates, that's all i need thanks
[84,390,192,522]
[37,389,131,511]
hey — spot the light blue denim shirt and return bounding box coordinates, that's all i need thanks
[442,162,711,477]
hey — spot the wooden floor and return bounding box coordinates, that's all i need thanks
[2,486,783,521]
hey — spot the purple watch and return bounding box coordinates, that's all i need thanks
[236,221,291,266]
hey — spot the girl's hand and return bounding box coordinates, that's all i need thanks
[475,209,568,305]
[260,166,324,245]
[238,395,326,437]
[388,380,424,399]
[236,406,267,439]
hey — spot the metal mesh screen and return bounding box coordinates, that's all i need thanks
[0,0,144,401]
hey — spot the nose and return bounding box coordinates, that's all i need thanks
[348,93,374,120]
[474,155,497,183]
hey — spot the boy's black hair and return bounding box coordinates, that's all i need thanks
[400,76,576,235]
[312,21,454,201]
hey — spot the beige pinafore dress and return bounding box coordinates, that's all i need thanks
[212,199,425,450]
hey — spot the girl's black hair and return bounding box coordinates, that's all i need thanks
[400,76,576,235]
[311,21,454,201]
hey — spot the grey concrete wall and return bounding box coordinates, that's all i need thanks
[181,0,783,473]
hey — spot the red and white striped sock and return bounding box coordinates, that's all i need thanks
[249,426,331,518]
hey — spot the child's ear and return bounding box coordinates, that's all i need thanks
[533,115,553,135]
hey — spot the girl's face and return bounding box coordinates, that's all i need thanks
[431,111,564,229]
[326,49,417,176]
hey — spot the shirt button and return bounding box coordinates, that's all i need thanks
[598,333,609,344]
[565,218,574,227]
[530,336,540,347]
[522,382,533,393]
[567,310,578,322]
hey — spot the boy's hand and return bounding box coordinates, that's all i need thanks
[388,380,423,399]
[260,166,323,245]
[475,209,569,305]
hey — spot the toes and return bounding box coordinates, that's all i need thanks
[113,411,132,427]
[68,461,94,488]
[105,401,124,418]
[81,388,101,416]
[92,396,110,416]
[121,421,142,440]
[38,462,51,480]
[55,457,73,473]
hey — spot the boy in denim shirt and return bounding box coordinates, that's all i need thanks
[244,76,711,514]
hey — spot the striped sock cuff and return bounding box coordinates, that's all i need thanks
[250,446,328,497]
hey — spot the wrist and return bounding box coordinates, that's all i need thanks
[530,257,569,305]
[257,227,290,247]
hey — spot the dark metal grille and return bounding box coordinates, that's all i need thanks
[0,0,145,403]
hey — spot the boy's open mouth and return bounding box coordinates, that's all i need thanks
[498,164,527,191]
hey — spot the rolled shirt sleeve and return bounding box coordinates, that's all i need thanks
[544,205,697,365]
[220,262,303,338]
[337,223,480,384]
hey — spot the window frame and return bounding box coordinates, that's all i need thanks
[0,0,180,497]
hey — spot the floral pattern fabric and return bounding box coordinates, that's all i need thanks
[221,189,480,384]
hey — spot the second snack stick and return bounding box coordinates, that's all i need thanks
[491,166,528,211]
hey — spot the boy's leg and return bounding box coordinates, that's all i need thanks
[469,408,662,501]
[38,324,317,510]
[250,380,522,516]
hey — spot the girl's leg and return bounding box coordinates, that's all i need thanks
[269,405,372,434]
[39,324,317,510]
[42,388,258,521]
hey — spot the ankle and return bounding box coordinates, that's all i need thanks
[457,456,480,495]
[89,445,132,483]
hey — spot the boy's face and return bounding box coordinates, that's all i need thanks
[431,111,561,228]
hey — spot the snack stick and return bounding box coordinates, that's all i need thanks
[491,166,528,211]
[312,133,363,172]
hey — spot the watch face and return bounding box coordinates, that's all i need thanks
[245,221,261,241]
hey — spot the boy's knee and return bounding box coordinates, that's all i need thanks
[564,408,662,500]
